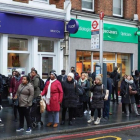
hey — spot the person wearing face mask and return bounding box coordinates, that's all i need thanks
[41,72,63,128]
[87,75,106,125]
[121,75,139,117]
[61,73,78,126]
[10,69,23,122]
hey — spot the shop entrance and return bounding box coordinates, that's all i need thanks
[40,55,55,79]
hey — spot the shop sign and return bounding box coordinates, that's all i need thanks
[0,13,64,39]
[67,19,79,34]
[70,19,138,44]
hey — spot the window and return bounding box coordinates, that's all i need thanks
[113,0,123,17]
[38,40,54,52]
[34,0,49,4]
[8,38,28,51]
[82,0,94,11]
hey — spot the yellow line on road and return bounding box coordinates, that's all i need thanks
[86,135,122,140]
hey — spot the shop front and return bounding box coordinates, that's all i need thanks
[70,19,138,78]
[0,12,65,79]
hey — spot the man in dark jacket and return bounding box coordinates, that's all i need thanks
[133,70,140,107]
[57,70,67,84]
[30,70,41,98]
[103,72,112,120]
[111,67,120,104]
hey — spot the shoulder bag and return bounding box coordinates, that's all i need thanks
[102,84,109,101]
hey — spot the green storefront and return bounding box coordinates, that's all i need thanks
[70,19,138,77]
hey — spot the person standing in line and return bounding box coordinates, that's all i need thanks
[16,76,34,133]
[88,75,106,125]
[28,67,35,82]
[61,73,78,125]
[30,70,41,99]
[103,72,112,120]
[111,67,120,104]
[57,70,67,84]
[78,72,90,114]
[133,70,140,108]
[10,69,23,122]
[121,75,139,117]
[41,72,63,128]
[71,70,80,83]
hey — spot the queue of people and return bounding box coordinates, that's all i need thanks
[1,66,140,131]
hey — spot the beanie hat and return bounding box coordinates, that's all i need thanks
[68,73,74,79]
[16,69,22,75]
[51,72,57,78]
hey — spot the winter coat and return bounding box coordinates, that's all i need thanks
[121,80,136,104]
[57,75,67,83]
[133,75,140,94]
[107,78,112,100]
[111,70,120,87]
[41,80,63,112]
[17,83,34,107]
[0,75,3,93]
[9,76,23,98]
[30,75,41,98]
[62,79,78,108]
[90,84,106,109]
[78,79,90,102]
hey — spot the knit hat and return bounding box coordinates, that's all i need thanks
[96,74,102,82]
[68,73,74,79]
[51,72,57,78]
[16,69,22,75]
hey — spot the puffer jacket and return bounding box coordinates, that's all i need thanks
[90,84,106,109]
[17,83,34,107]
[30,75,41,98]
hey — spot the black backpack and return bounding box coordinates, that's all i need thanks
[39,78,45,91]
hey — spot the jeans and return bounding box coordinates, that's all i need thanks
[103,100,110,118]
[62,107,74,121]
[125,103,138,115]
[91,108,101,118]
[18,107,31,128]
[112,85,118,103]
[48,111,59,124]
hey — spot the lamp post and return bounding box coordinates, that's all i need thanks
[99,12,104,74]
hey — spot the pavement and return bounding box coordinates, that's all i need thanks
[0,101,140,140]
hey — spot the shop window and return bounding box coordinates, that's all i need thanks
[38,40,54,52]
[76,51,91,75]
[7,53,29,75]
[117,54,131,77]
[8,38,28,51]
[82,0,94,11]
[113,0,123,17]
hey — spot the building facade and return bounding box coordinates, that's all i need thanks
[0,0,71,79]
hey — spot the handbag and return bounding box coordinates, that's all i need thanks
[40,96,46,113]
[102,84,109,101]
[129,89,137,95]
[76,84,84,96]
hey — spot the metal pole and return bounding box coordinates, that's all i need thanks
[99,19,103,74]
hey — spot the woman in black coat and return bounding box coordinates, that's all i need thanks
[88,75,106,125]
[61,73,78,125]
[121,75,139,116]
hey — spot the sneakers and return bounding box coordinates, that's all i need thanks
[89,111,91,115]
[53,123,58,128]
[47,122,53,127]
[94,117,101,125]
[26,127,32,133]
[16,128,24,132]
[0,105,3,110]
[87,116,94,123]
[84,110,88,114]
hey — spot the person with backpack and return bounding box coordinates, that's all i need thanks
[111,67,120,104]
[61,73,78,126]
[78,72,90,114]
[10,69,23,122]
[30,70,41,98]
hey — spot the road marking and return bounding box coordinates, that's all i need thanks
[86,136,121,140]
[42,124,140,140]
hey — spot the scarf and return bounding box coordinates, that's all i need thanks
[125,79,134,84]
[45,79,56,105]
[15,76,21,82]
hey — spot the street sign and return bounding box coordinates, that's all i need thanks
[99,11,104,20]
[67,19,79,34]
[91,20,99,31]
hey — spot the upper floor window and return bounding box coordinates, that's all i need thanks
[113,0,123,17]
[82,0,94,12]
[34,0,49,4]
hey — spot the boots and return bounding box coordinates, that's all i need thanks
[94,117,101,125]
[87,116,94,123]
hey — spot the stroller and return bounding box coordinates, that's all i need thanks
[30,96,43,128]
